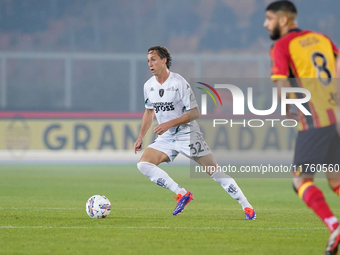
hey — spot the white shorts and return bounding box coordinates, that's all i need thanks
[147,131,212,163]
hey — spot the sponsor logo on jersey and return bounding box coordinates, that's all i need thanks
[166,86,175,91]
[152,102,175,113]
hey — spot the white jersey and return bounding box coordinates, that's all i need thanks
[144,72,200,138]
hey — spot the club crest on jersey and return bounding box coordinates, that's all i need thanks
[159,89,164,97]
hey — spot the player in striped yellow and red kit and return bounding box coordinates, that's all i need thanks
[264,1,340,254]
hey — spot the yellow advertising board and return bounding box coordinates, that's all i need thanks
[0,119,297,151]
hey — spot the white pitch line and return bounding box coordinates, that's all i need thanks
[1,207,333,211]
[0,226,326,230]
[0,207,80,210]
[0,207,239,210]
[0,207,173,210]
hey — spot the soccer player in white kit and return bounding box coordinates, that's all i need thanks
[134,46,256,219]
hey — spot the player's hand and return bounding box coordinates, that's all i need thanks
[134,137,143,154]
[153,123,171,135]
[287,110,299,121]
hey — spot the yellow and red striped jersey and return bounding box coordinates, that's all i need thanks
[270,28,338,130]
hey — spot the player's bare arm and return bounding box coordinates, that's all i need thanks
[153,107,200,135]
[274,79,299,120]
[134,108,154,153]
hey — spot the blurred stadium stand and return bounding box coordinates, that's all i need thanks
[1,0,337,163]
[0,0,338,112]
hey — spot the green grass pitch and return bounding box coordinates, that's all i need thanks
[1,165,339,254]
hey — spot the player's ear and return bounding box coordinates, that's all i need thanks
[279,15,289,27]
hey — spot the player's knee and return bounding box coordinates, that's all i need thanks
[292,178,304,195]
[292,178,302,194]
[327,178,340,190]
[292,182,298,194]
[292,177,313,193]
[137,161,156,178]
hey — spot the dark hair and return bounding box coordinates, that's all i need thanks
[147,46,172,69]
[266,0,297,15]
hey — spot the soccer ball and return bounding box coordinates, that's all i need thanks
[86,195,111,218]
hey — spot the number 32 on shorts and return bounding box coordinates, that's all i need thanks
[189,141,209,156]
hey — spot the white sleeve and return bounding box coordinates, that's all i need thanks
[144,84,153,109]
[178,78,198,111]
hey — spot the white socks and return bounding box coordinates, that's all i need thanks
[137,162,187,195]
[137,161,252,210]
[211,170,252,210]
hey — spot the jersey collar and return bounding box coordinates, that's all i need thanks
[288,28,301,33]
[155,71,172,86]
